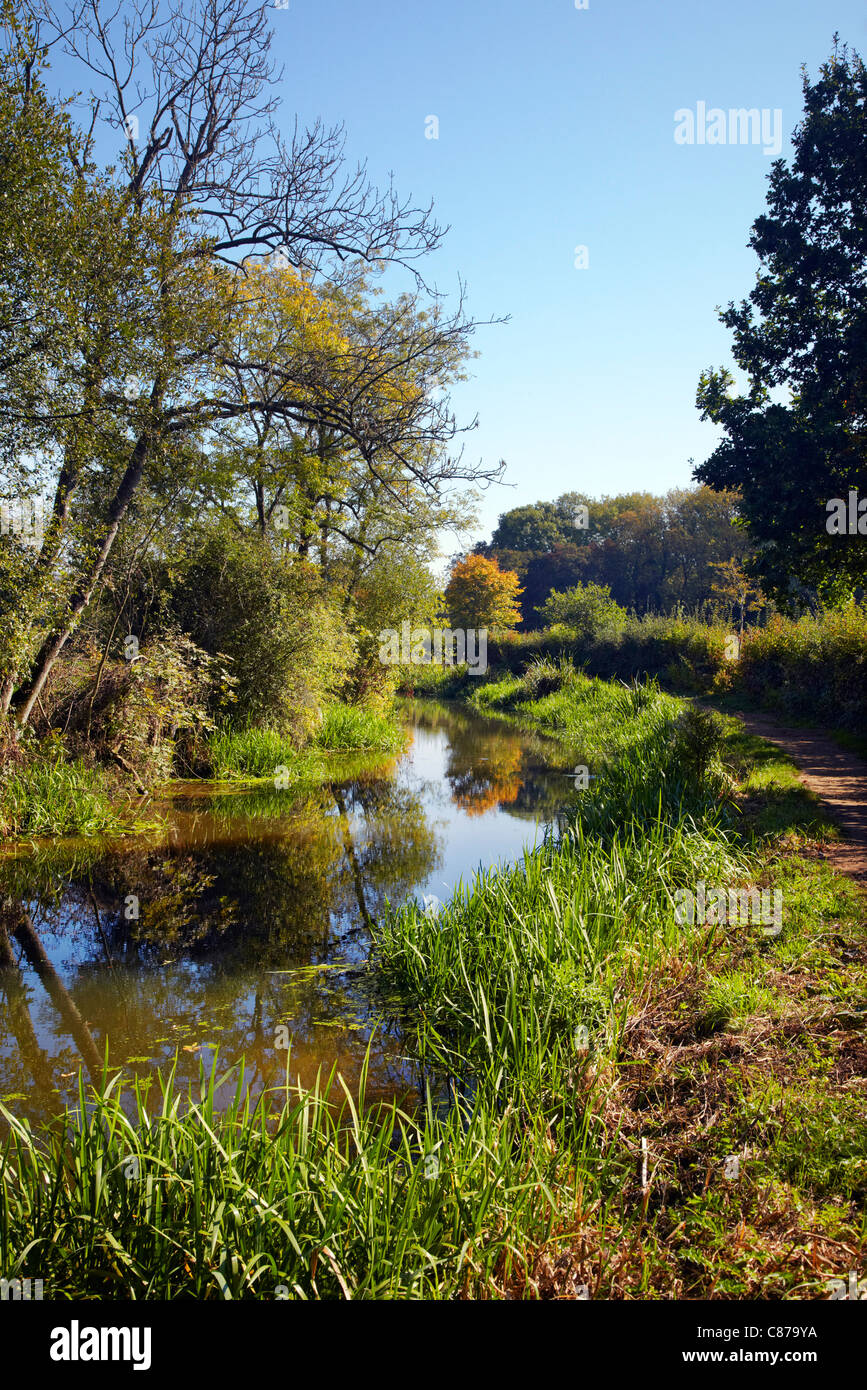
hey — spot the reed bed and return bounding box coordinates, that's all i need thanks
[207,704,404,781]
[0,755,135,838]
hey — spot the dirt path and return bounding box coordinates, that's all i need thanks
[728,707,867,885]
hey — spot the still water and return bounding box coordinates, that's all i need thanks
[0,701,577,1124]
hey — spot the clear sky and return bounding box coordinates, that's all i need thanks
[266,0,867,548]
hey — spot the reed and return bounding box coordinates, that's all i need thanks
[0,755,132,837]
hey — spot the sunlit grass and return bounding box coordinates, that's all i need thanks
[0,755,132,837]
[207,704,404,781]
[0,1054,565,1300]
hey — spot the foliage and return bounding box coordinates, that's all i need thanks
[171,528,355,735]
[735,602,867,729]
[695,42,867,604]
[444,554,522,631]
[0,0,496,731]
[537,581,627,640]
[477,487,749,627]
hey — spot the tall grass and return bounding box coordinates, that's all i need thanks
[0,1056,563,1299]
[314,703,404,753]
[208,725,302,780]
[376,694,744,1102]
[207,703,404,780]
[0,755,131,837]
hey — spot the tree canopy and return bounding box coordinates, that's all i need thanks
[695,40,867,607]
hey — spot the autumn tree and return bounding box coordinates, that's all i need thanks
[708,559,764,638]
[444,554,522,631]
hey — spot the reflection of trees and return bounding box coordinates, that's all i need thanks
[0,767,442,1121]
[450,750,522,816]
[407,698,581,821]
[0,703,578,1127]
[428,703,568,819]
[0,907,54,1095]
[327,779,442,921]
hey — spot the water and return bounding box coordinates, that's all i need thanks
[0,701,577,1124]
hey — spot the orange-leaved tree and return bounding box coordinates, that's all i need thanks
[444,555,522,630]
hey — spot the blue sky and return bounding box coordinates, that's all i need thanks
[266,0,867,548]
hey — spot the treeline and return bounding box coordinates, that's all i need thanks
[473,486,753,628]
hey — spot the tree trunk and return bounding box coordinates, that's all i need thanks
[0,450,83,716]
[12,430,153,730]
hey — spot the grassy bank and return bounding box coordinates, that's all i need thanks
[0,749,161,840]
[1,673,864,1298]
[401,602,867,738]
[0,702,405,839]
[206,703,404,782]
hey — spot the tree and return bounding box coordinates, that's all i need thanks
[2,0,501,729]
[536,582,626,639]
[444,555,522,631]
[708,559,764,639]
[695,40,867,606]
[479,487,749,622]
[486,501,568,553]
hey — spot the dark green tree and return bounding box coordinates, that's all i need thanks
[695,40,867,605]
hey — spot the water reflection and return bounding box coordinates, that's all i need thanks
[0,701,576,1124]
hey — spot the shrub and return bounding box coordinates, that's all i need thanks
[671,705,727,781]
[537,582,627,641]
[171,528,355,735]
[737,603,867,731]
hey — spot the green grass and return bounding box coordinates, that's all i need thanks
[314,703,404,753]
[207,725,301,780]
[2,666,864,1299]
[0,1056,564,1300]
[696,970,782,1034]
[0,755,139,838]
[207,704,404,781]
[467,664,677,761]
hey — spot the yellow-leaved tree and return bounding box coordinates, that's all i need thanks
[444,555,522,631]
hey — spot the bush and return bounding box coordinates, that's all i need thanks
[34,629,233,785]
[171,527,355,735]
[737,603,867,731]
[537,582,627,641]
[671,705,727,781]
